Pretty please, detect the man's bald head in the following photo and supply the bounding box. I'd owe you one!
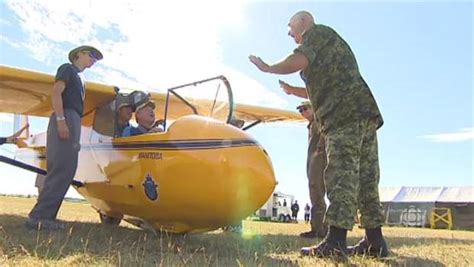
[289,11,314,25]
[288,11,315,44]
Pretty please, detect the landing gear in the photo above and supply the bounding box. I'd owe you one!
[99,213,122,225]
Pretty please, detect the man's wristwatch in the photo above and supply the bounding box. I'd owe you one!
[56,115,66,121]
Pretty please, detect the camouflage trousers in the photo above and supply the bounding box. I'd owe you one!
[323,119,384,230]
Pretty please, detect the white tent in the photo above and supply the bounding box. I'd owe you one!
[391,187,443,203]
[379,186,474,229]
[379,187,402,202]
[435,186,474,230]
[437,186,474,203]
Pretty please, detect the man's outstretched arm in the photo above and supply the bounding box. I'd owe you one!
[249,53,308,74]
[279,80,308,98]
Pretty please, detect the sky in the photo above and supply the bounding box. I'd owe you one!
[0,1,472,213]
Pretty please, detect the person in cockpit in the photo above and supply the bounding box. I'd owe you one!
[122,100,164,136]
[115,97,135,137]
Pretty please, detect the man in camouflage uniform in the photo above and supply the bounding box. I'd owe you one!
[249,10,388,258]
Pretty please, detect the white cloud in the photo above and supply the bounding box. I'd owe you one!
[4,0,288,108]
[0,35,21,49]
[421,128,474,143]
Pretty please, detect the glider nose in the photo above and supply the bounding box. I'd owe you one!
[224,143,277,222]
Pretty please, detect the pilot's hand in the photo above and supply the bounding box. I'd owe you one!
[152,119,165,128]
[249,55,269,72]
[278,80,293,95]
[6,123,30,143]
[57,120,70,140]
[148,127,164,133]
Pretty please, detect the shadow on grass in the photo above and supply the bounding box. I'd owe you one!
[381,255,445,267]
[2,214,469,266]
[0,214,298,266]
[253,234,452,266]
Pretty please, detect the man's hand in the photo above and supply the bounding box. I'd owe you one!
[6,123,30,143]
[57,120,70,139]
[249,55,270,72]
[149,127,164,133]
[279,80,293,95]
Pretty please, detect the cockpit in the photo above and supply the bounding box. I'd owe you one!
[93,90,151,138]
[92,75,241,140]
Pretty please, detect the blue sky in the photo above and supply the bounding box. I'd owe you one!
[0,1,472,208]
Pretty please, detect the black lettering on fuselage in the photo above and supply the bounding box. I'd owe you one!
[139,152,163,160]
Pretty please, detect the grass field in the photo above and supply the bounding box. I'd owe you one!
[1,196,473,266]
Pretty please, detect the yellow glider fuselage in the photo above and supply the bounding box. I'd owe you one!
[74,114,276,233]
[0,65,299,234]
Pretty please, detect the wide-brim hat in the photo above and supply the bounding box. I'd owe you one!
[296,100,311,110]
[116,94,136,111]
[68,45,103,63]
[118,102,136,112]
[136,100,156,112]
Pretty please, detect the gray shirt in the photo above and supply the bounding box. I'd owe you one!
[56,63,85,116]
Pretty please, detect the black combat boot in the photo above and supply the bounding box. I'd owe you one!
[301,226,348,259]
[299,228,326,238]
[348,227,389,258]
[299,230,319,238]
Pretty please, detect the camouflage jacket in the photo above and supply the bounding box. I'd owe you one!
[294,24,383,132]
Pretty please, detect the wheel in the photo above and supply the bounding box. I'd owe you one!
[99,213,122,225]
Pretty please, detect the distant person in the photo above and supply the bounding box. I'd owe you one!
[291,200,300,221]
[123,100,164,136]
[304,203,311,224]
[283,199,287,207]
[249,10,388,258]
[295,101,328,239]
[26,45,103,231]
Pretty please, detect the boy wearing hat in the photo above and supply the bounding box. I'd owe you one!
[115,95,136,137]
[297,101,328,239]
[26,45,103,230]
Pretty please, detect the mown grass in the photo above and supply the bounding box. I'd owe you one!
[1,195,473,266]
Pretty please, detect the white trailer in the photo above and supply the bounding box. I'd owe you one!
[255,191,295,222]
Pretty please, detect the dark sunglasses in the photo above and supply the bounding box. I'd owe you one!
[298,106,309,113]
[83,50,99,61]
